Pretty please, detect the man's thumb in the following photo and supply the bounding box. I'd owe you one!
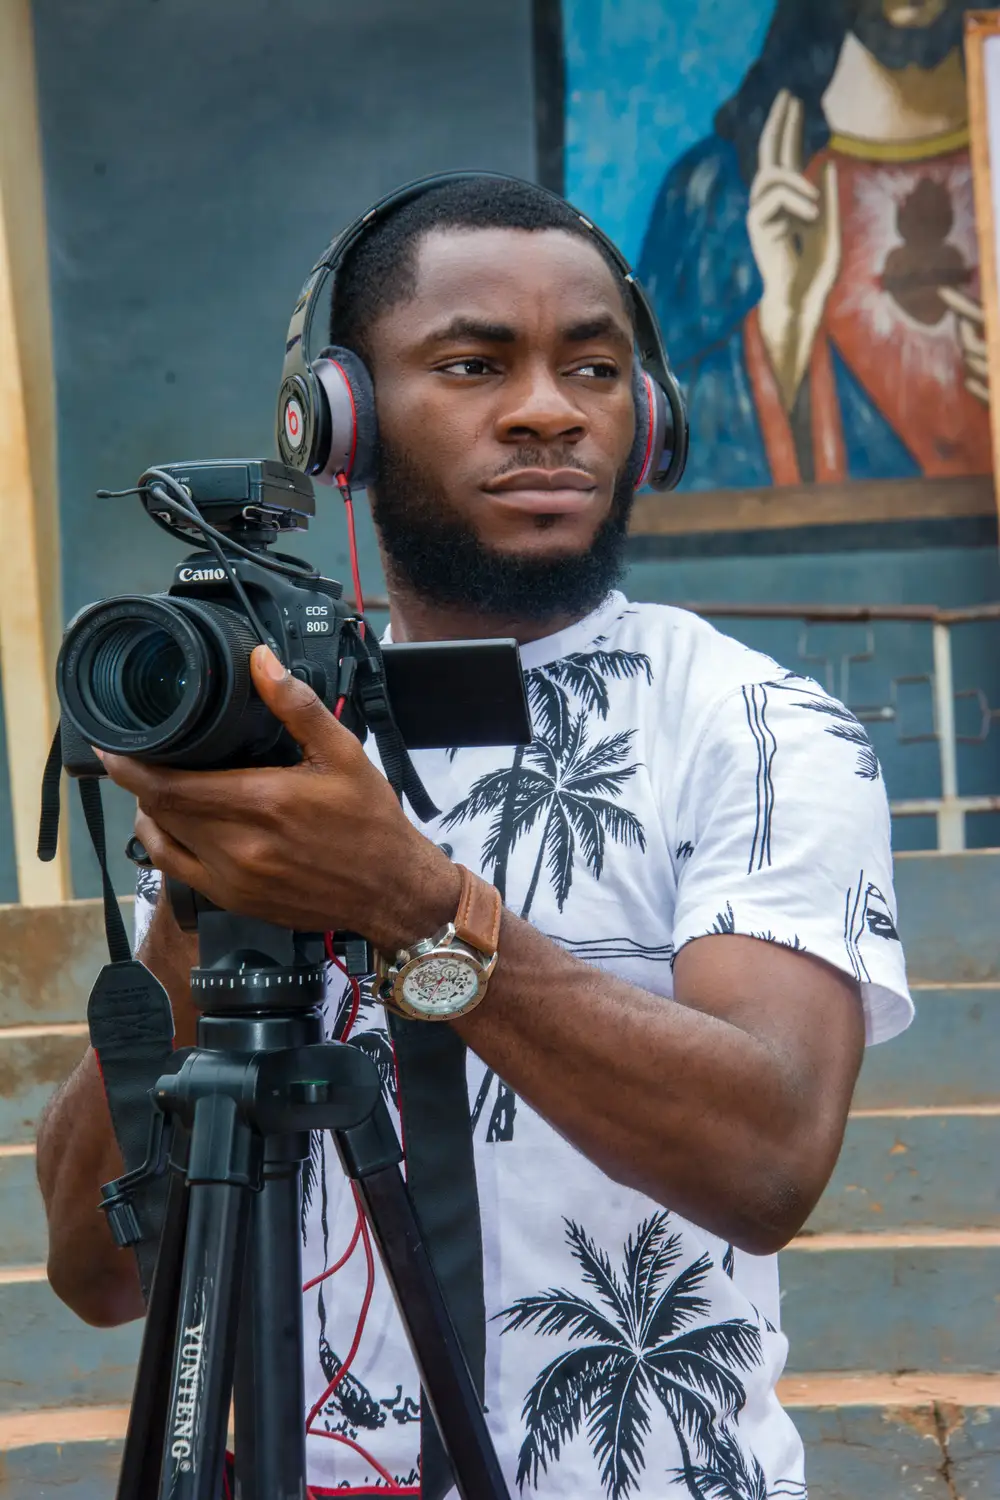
[250,644,336,755]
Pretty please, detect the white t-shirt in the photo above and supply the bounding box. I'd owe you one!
[134,592,912,1498]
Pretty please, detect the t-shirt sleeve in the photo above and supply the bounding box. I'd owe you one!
[671,676,913,1046]
[133,867,163,950]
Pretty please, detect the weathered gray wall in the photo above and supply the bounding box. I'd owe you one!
[5,0,536,901]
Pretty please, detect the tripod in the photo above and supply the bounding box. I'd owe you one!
[106,902,511,1500]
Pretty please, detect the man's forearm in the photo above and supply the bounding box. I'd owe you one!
[36,893,198,1325]
[455,912,862,1254]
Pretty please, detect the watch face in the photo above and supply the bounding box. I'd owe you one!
[399,952,481,1018]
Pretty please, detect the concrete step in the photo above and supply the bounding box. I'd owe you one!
[895,850,1000,983]
[0,1271,140,1411]
[0,1381,996,1500]
[0,1023,88,1145]
[0,1409,127,1500]
[780,1231,1000,1373]
[807,1109,1000,1232]
[855,985,1000,1109]
[780,1373,1000,1499]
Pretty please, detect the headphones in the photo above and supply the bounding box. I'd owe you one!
[276,170,689,493]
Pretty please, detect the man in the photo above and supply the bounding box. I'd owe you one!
[639,0,994,491]
[37,177,912,1497]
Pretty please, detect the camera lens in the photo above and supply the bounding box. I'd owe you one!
[57,593,278,767]
[86,622,189,731]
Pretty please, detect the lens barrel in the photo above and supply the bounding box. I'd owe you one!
[57,594,280,767]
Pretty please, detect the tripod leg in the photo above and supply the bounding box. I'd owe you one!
[233,1157,307,1500]
[335,1111,511,1500]
[115,1166,190,1499]
[158,1097,254,1500]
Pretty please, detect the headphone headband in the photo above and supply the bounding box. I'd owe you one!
[277,171,688,491]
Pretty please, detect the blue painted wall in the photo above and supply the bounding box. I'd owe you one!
[564,4,772,264]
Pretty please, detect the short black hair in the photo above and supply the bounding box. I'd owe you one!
[328,175,634,361]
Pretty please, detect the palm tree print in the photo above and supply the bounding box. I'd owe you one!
[496,1213,762,1500]
[527,644,653,756]
[671,1427,806,1500]
[770,676,881,781]
[445,712,646,1140]
[445,713,646,919]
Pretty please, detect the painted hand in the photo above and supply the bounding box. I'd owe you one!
[747,89,842,410]
[98,645,461,951]
[940,287,989,406]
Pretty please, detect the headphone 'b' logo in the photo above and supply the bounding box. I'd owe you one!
[283,397,304,450]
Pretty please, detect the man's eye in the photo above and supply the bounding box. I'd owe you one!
[573,362,619,380]
[441,358,495,376]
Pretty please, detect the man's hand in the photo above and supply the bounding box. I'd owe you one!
[98,645,461,952]
[748,89,841,410]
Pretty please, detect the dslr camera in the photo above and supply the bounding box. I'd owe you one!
[54,458,529,788]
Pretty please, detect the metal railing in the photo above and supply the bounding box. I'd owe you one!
[683,603,1000,853]
[359,596,1000,853]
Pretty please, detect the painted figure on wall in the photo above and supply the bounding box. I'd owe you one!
[639,0,997,492]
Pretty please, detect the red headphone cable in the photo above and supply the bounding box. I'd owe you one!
[335,472,366,632]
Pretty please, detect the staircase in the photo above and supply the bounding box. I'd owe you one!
[779,850,1000,1499]
[0,857,997,1497]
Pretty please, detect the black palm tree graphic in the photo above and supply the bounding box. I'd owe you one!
[527,647,653,757]
[491,646,653,894]
[445,714,645,1139]
[673,1427,807,1500]
[497,1214,762,1500]
[446,713,645,919]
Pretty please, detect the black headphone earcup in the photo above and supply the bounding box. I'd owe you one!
[627,358,688,493]
[309,345,379,489]
[626,360,653,490]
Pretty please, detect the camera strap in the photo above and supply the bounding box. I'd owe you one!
[38,726,175,1298]
[353,634,440,823]
[388,1014,485,1500]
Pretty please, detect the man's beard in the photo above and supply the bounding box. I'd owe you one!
[368,441,635,623]
[850,1,966,72]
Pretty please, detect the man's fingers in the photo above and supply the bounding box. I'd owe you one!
[965,375,990,404]
[134,810,206,889]
[757,89,789,173]
[749,167,819,208]
[249,645,350,766]
[101,752,240,818]
[778,93,804,174]
[752,183,821,229]
[940,286,985,324]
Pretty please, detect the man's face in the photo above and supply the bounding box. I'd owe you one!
[362,226,638,619]
[851,0,968,68]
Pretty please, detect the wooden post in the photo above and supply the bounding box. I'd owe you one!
[0,0,70,903]
[966,12,1000,517]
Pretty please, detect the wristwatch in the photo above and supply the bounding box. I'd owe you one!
[376,865,502,1021]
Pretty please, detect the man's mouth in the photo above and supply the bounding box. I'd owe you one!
[480,467,598,514]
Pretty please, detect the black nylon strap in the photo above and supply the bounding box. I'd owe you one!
[87,959,176,1298]
[388,1016,485,1500]
[36,725,64,864]
[77,777,133,964]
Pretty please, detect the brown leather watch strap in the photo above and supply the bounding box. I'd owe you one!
[453,864,502,955]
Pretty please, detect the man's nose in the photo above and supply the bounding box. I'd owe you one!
[497,364,586,444]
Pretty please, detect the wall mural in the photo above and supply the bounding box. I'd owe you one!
[561,0,998,498]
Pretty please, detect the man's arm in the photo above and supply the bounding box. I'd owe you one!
[97,652,868,1260]
[36,893,198,1326]
[456,916,864,1255]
